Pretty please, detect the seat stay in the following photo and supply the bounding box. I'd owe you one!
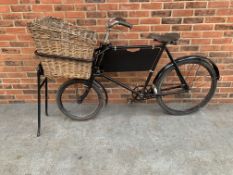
[165,47,189,89]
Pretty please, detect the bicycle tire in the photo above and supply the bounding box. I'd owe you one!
[156,58,217,115]
[56,79,105,120]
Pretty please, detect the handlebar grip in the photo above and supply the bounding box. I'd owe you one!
[119,21,133,29]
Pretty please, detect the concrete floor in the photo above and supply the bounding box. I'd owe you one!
[0,104,233,175]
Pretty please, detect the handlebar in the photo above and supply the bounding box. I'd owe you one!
[118,20,133,29]
[108,17,133,29]
[103,17,133,44]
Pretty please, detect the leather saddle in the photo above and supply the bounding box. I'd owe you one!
[147,33,180,44]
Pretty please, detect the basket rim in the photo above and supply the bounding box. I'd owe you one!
[29,25,96,44]
[27,16,97,44]
[35,50,95,62]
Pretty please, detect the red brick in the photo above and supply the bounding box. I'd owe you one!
[0,6,10,13]
[183,17,203,24]
[87,11,106,18]
[212,38,232,44]
[107,0,127,2]
[208,1,229,8]
[23,12,43,19]
[152,10,171,17]
[43,12,65,18]
[182,32,202,38]
[65,12,86,18]
[6,28,26,34]
[20,0,38,3]
[200,45,221,52]
[195,9,215,16]
[140,18,160,24]
[118,33,139,39]
[186,2,207,9]
[217,9,233,16]
[173,10,193,17]
[10,42,29,47]
[64,0,83,3]
[215,24,233,30]
[227,17,233,23]
[2,13,22,20]
[164,2,184,9]
[97,4,118,10]
[15,95,33,100]
[141,3,162,9]
[0,0,18,4]
[129,40,148,45]
[107,11,127,18]
[41,0,62,3]
[180,46,199,51]
[205,17,226,23]
[193,24,214,30]
[0,35,17,40]
[54,5,74,11]
[14,20,31,27]
[202,31,223,38]
[172,25,192,31]
[151,25,171,31]
[32,5,53,12]
[76,4,96,11]
[192,39,211,45]
[2,79,20,84]
[119,4,140,10]
[162,18,182,24]
[11,5,31,12]
[0,21,14,27]
[0,42,10,47]
[220,88,233,93]
[131,26,150,32]
[221,45,233,51]
[129,11,149,17]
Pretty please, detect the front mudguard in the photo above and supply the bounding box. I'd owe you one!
[153,55,220,85]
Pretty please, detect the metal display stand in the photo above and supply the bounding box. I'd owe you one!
[36,64,48,137]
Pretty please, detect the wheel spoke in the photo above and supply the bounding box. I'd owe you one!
[156,60,216,115]
[57,79,104,120]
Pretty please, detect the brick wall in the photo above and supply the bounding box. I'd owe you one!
[0,0,233,104]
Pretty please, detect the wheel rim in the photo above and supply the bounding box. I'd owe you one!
[60,81,101,119]
[158,62,215,113]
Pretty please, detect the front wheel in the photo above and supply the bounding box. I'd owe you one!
[56,79,105,120]
[156,58,217,115]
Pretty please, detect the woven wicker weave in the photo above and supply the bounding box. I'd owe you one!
[28,16,97,60]
[38,56,92,79]
[28,17,96,79]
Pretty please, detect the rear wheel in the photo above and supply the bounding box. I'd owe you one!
[56,79,104,120]
[156,58,217,115]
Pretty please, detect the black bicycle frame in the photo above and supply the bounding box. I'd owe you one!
[92,43,189,98]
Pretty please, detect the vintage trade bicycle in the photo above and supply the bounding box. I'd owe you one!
[52,17,220,121]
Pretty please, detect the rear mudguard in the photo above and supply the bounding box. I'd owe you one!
[94,79,108,106]
[153,55,220,85]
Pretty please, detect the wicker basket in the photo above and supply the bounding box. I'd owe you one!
[28,17,96,79]
[38,56,92,79]
[28,16,97,60]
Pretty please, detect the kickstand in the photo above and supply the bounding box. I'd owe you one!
[37,64,48,137]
